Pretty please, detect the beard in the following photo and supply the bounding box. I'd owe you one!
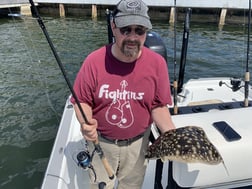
[120,39,141,57]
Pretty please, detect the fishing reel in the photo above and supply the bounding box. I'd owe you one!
[76,150,107,189]
[219,78,243,92]
[76,150,97,182]
[77,150,92,170]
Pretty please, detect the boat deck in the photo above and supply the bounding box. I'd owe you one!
[41,77,252,189]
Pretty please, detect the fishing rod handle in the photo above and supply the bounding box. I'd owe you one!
[94,139,115,180]
[244,72,250,107]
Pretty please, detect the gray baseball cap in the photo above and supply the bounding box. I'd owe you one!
[114,0,152,29]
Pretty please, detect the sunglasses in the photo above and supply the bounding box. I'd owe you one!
[118,26,147,36]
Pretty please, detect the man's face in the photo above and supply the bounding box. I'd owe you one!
[112,24,147,59]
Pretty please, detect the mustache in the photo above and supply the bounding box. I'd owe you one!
[123,40,141,46]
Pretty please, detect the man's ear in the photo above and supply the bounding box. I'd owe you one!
[110,21,116,36]
[111,20,116,29]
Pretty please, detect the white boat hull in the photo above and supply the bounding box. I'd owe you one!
[41,77,252,189]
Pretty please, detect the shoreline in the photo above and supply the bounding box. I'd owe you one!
[36,3,249,24]
[1,4,249,25]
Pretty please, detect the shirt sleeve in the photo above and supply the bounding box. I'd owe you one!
[70,55,96,107]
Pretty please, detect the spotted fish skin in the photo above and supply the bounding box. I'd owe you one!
[146,126,223,165]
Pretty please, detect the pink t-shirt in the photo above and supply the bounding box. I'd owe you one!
[71,44,172,139]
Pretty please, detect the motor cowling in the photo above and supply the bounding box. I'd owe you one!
[144,31,168,63]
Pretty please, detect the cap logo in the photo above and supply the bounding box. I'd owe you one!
[126,1,141,12]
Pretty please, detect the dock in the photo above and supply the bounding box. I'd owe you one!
[0,0,33,16]
[1,0,252,25]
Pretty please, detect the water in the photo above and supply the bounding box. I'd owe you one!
[0,15,251,189]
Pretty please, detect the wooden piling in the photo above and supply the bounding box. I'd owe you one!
[20,4,32,16]
[169,7,175,24]
[59,3,65,17]
[92,4,97,19]
[219,8,227,26]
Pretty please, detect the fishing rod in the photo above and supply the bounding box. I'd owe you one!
[173,0,178,115]
[244,0,251,107]
[28,0,114,181]
[167,2,181,188]
[178,8,192,94]
[105,9,114,44]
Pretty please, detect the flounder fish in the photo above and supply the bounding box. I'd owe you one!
[146,126,223,165]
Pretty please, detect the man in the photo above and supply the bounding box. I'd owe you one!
[71,0,176,188]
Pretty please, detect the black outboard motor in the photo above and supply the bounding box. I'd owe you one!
[144,31,168,63]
